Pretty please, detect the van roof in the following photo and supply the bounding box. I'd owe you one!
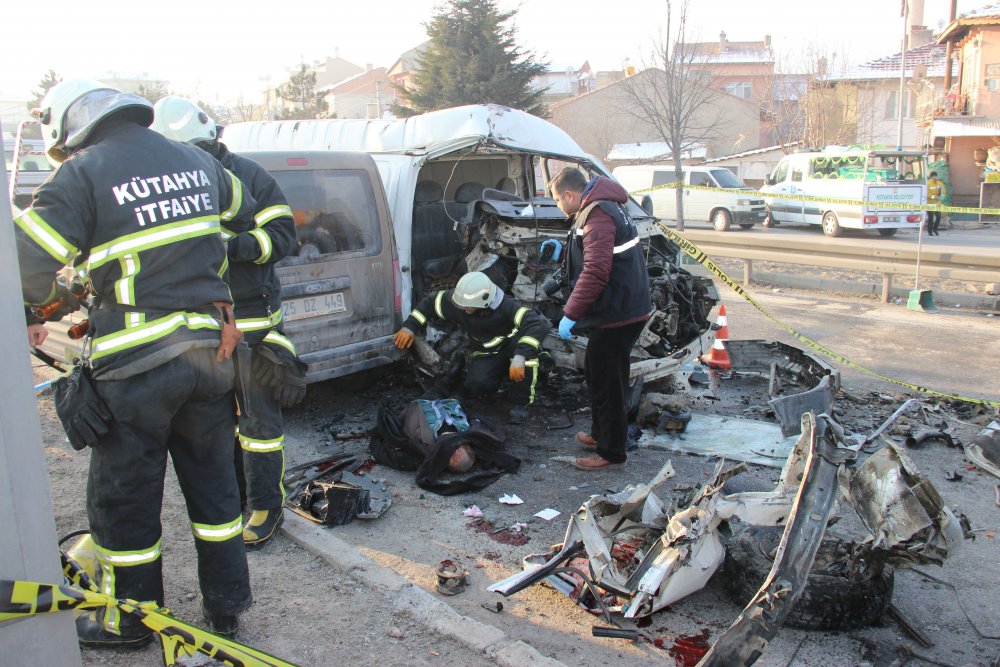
[223,104,590,163]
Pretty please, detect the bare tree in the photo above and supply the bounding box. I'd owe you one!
[616,0,724,230]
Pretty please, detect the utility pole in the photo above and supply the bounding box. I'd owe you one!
[897,0,909,150]
[0,138,82,665]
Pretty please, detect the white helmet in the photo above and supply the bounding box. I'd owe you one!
[452,272,499,309]
[34,78,153,164]
[150,96,217,144]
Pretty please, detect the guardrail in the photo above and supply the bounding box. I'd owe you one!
[675,229,1000,302]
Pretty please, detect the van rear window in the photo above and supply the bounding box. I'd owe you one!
[271,169,382,264]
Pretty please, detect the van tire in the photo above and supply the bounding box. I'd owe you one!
[712,209,732,231]
[822,212,842,237]
[724,526,894,631]
[877,228,898,237]
[738,223,755,230]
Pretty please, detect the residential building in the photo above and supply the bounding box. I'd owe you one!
[269,54,364,118]
[320,66,395,120]
[921,3,1000,202]
[547,68,762,164]
[386,43,428,109]
[683,32,775,104]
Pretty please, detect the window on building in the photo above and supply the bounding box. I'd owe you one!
[885,90,918,119]
[724,82,753,100]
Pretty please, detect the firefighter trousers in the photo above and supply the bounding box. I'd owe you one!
[89,347,252,633]
[464,339,540,407]
[235,343,286,511]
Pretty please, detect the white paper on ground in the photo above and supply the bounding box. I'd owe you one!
[534,508,561,521]
[499,494,524,505]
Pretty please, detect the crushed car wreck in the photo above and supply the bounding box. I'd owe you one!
[488,412,966,666]
[222,104,720,384]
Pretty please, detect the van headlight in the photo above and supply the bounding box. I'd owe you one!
[737,198,750,206]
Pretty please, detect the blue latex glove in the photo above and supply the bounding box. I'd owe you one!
[558,316,576,340]
[540,239,562,262]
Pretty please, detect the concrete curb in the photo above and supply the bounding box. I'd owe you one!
[279,512,567,667]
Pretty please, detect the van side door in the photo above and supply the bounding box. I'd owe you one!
[649,169,680,220]
[687,170,714,220]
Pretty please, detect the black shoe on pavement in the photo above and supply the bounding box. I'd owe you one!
[201,602,240,638]
[76,612,153,650]
[243,507,284,546]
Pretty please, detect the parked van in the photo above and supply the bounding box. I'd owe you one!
[761,148,926,237]
[196,106,722,383]
[7,120,52,210]
[612,165,766,231]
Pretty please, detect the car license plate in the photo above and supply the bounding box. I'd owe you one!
[884,216,899,223]
[281,292,346,321]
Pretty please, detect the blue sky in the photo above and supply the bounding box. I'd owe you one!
[1,0,969,104]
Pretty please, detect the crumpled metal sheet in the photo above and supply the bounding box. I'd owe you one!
[965,420,1000,480]
[845,442,962,566]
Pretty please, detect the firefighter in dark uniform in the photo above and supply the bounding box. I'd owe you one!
[152,97,302,547]
[393,272,549,422]
[14,79,256,647]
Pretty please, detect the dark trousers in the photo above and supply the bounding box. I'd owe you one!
[927,211,941,234]
[464,339,539,407]
[90,347,252,631]
[236,344,286,511]
[585,320,645,464]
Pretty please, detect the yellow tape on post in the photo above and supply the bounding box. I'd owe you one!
[656,222,1000,409]
[0,552,299,667]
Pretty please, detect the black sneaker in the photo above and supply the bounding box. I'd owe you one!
[76,612,153,650]
[243,507,284,546]
[201,602,240,638]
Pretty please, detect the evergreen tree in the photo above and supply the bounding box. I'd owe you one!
[278,64,329,120]
[399,0,548,116]
[29,70,62,109]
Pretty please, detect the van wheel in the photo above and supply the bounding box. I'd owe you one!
[822,212,842,237]
[712,209,732,231]
[877,228,897,237]
[762,207,776,228]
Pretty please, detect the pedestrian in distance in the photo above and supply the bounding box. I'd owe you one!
[393,271,550,424]
[152,97,304,548]
[547,167,651,471]
[14,79,256,647]
[927,171,947,236]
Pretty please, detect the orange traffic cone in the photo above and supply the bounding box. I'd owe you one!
[700,305,732,370]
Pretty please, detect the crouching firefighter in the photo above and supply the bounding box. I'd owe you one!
[393,272,550,423]
[152,96,304,547]
[14,79,256,646]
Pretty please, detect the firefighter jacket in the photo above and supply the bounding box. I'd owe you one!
[14,120,256,379]
[204,141,297,346]
[563,177,651,331]
[403,289,549,359]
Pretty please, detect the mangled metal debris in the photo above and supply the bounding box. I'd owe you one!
[490,412,967,666]
[284,458,392,525]
[965,420,1000,479]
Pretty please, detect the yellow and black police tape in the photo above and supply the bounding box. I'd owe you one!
[0,551,297,667]
[631,181,1000,218]
[654,221,1000,409]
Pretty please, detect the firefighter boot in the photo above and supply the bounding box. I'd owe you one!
[243,507,283,546]
[76,611,153,650]
[201,601,239,638]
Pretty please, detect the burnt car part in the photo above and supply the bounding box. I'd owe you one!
[491,412,966,667]
[409,189,720,383]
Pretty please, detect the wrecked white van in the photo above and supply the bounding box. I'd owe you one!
[223,105,719,383]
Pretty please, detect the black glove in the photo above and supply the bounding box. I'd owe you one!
[53,365,112,450]
[252,343,308,408]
